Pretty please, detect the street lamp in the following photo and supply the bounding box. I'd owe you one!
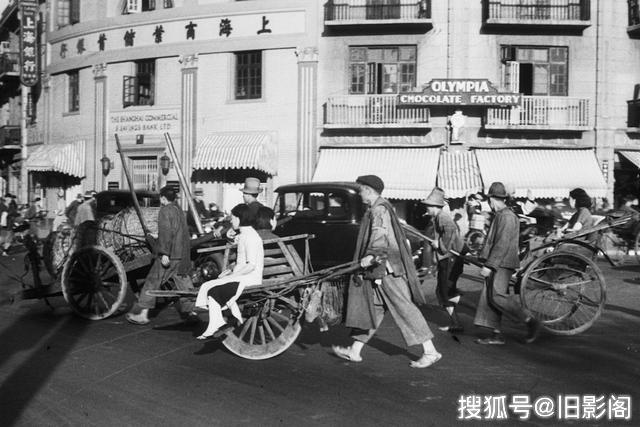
[160,153,171,175]
[100,155,112,176]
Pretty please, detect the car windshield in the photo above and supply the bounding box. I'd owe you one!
[275,191,353,220]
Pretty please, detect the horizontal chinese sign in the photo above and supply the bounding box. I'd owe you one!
[110,108,180,135]
[19,0,38,87]
[398,79,521,106]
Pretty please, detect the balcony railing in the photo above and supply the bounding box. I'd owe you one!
[484,0,590,25]
[325,95,430,128]
[0,52,19,77]
[0,125,20,148]
[324,1,431,23]
[485,96,590,130]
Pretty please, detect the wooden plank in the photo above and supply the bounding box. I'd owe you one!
[262,264,294,277]
[277,240,303,277]
[196,233,314,254]
[122,253,154,273]
[263,257,289,267]
[264,247,284,257]
[284,242,305,275]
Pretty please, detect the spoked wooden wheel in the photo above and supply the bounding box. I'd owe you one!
[520,251,605,335]
[61,245,127,320]
[597,231,629,266]
[223,289,302,360]
[635,232,640,264]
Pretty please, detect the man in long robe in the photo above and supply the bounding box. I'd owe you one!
[332,175,442,368]
[126,186,195,325]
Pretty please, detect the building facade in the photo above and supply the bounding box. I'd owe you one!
[2,0,640,221]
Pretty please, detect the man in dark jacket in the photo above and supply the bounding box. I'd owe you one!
[474,182,540,345]
[423,187,465,333]
[332,175,442,368]
[126,186,195,325]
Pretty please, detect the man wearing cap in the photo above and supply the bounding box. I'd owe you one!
[474,182,540,345]
[127,186,196,325]
[332,175,442,368]
[240,177,264,223]
[423,187,465,333]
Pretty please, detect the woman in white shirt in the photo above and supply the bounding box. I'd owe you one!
[195,203,264,339]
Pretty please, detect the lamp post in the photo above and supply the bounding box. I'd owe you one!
[160,153,171,175]
[100,155,112,176]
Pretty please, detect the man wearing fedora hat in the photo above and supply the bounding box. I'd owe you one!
[474,182,540,345]
[240,177,264,224]
[332,174,442,368]
[422,187,465,333]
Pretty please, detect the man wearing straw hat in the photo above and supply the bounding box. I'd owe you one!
[332,175,442,368]
[422,187,465,333]
[474,182,540,345]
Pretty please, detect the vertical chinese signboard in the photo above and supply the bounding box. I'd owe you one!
[19,0,38,87]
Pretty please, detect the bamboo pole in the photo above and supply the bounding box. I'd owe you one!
[163,132,204,235]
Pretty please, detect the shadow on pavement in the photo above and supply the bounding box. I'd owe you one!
[604,303,640,318]
[0,308,88,426]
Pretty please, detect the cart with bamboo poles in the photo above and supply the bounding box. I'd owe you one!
[456,214,631,336]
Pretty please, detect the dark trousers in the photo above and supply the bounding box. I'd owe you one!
[474,267,528,330]
[436,256,463,307]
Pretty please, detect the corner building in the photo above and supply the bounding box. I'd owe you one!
[314,0,640,215]
[38,0,319,210]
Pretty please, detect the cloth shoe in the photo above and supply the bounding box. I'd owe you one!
[126,311,150,325]
[332,345,362,362]
[410,352,442,368]
[475,333,505,345]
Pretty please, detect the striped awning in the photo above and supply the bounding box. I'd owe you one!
[24,140,85,178]
[193,132,276,174]
[312,147,440,200]
[618,151,640,169]
[474,148,608,198]
[437,150,483,198]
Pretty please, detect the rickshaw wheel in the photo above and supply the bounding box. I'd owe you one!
[597,231,628,266]
[223,289,302,360]
[61,245,127,320]
[520,251,605,335]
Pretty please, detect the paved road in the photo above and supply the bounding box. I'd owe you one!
[0,250,638,426]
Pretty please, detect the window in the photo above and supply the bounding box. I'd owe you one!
[349,46,416,94]
[123,59,155,107]
[57,0,80,28]
[501,45,568,96]
[68,70,79,112]
[123,0,172,14]
[130,156,159,191]
[235,51,262,100]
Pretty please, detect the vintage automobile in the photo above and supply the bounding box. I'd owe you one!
[273,182,428,271]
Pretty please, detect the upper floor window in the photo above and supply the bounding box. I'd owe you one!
[349,46,416,95]
[124,0,173,14]
[123,59,155,107]
[68,70,79,112]
[501,46,568,96]
[57,0,80,28]
[235,51,262,100]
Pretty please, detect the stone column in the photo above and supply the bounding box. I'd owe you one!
[295,47,318,183]
[179,54,198,210]
[93,63,108,191]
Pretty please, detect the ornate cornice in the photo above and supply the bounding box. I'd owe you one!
[179,54,199,69]
[93,63,108,78]
[295,46,318,63]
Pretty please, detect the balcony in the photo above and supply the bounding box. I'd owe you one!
[628,0,640,37]
[483,0,591,31]
[325,95,431,129]
[0,125,20,149]
[0,52,19,80]
[324,1,432,32]
[485,96,590,130]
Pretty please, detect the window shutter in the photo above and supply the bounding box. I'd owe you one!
[164,0,174,8]
[123,76,138,107]
[149,0,156,11]
[501,45,516,62]
[501,61,520,93]
[149,73,155,106]
[70,0,80,24]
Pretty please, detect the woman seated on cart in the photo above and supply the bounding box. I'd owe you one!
[195,203,264,339]
[557,188,597,258]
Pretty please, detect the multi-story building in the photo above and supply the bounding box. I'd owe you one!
[315,0,639,218]
[4,0,640,222]
[24,0,319,212]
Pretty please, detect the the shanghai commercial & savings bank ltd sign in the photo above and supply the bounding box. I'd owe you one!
[398,79,521,107]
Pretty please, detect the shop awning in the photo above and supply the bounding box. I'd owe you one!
[193,132,276,175]
[24,140,85,178]
[312,147,440,200]
[474,148,607,198]
[437,150,483,198]
[618,151,640,169]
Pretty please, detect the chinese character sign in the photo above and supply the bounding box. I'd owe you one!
[19,0,39,87]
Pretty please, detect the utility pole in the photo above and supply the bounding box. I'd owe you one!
[19,84,29,203]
